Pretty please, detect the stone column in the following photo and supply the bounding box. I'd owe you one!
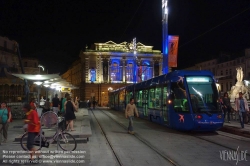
[159,58,163,75]
[108,59,111,83]
[101,57,103,83]
[97,56,100,83]
[122,58,126,83]
[152,60,155,78]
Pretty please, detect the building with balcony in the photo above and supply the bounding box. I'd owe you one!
[0,36,42,102]
[61,40,163,106]
[184,48,250,94]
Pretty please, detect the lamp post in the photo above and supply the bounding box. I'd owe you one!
[34,81,43,116]
[162,0,169,74]
[132,37,137,83]
[108,87,113,108]
[38,64,44,74]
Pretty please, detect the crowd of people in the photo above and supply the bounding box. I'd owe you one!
[219,92,249,128]
[0,93,80,142]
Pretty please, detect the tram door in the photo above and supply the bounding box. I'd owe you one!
[142,90,148,116]
[162,87,169,124]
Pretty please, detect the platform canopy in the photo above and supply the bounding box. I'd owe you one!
[11,73,78,89]
[11,73,61,81]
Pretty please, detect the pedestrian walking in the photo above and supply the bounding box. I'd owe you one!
[23,103,41,162]
[222,92,232,123]
[52,94,60,114]
[60,93,69,116]
[64,96,78,131]
[219,96,224,111]
[29,98,37,111]
[43,98,50,113]
[75,97,79,111]
[0,101,12,143]
[235,92,249,128]
[87,100,92,110]
[125,98,139,134]
[92,100,96,110]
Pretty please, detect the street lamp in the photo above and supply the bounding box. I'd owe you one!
[108,87,113,91]
[38,64,44,74]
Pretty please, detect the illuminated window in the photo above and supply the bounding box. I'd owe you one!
[90,68,96,82]
[110,61,121,82]
[141,62,152,81]
[126,63,134,82]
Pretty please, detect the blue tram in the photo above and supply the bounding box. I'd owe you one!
[109,70,224,131]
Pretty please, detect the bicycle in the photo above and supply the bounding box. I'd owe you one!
[20,113,77,151]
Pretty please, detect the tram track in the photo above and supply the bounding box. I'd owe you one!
[191,131,250,157]
[98,109,250,159]
[90,110,123,166]
[93,109,179,166]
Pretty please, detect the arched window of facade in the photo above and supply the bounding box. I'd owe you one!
[90,68,96,82]
[110,61,121,82]
[141,61,152,81]
[126,62,134,82]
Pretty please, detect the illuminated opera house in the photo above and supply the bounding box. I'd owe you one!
[62,40,163,106]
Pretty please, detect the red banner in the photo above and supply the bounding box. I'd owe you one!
[168,36,179,67]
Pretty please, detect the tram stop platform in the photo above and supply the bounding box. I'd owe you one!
[221,121,250,137]
[0,108,92,165]
[11,108,92,142]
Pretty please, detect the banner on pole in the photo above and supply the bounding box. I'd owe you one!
[168,36,179,67]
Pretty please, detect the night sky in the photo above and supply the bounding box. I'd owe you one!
[0,0,250,74]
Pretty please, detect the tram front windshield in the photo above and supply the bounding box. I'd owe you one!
[186,76,219,113]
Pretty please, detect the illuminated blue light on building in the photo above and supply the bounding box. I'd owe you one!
[110,60,122,82]
[90,69,96,82]
[126,62,134,82]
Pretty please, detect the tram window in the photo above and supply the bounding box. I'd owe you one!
[171,82,189,112]
[155,88,162,108]
[148,88,155,108]
[136,91,143,107]
[126,91,132,102]
[129,92,133,99]
[163,87,168,106]
[119,90,125,107]
[186,76,219,113]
